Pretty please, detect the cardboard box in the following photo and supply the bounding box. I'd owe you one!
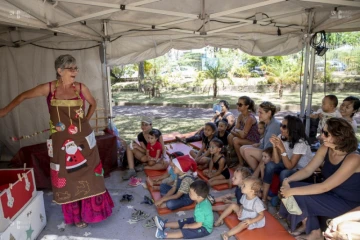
[0,191,46,239]
[0,168,37,232]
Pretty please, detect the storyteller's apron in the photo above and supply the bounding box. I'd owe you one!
[47,81,106,204]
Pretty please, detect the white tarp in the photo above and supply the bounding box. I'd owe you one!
[1,0,360,154]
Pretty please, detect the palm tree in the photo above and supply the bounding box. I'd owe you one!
[204,59,231,98]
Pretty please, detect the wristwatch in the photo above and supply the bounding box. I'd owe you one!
[281,152,287,157]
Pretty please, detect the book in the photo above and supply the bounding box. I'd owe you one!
[281,196,302,215]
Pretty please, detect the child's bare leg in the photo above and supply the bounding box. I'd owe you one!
[226,222,247,238]
[208,175,226,186]
[140,155,148,163]
[152,185,160,191]
[164,221,180,229]
[144,161,167,170]
[189,150,197,159]
[147,176,154,187]
[165,231,183,239]
[215,203,240,226]
[212,204,231,211]
[210,178,231,187]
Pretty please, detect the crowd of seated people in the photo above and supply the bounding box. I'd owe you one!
[121,94,359,240]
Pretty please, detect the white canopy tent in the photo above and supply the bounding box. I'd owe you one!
[1,0,360,155]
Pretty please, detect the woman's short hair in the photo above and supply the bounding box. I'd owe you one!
[259,101,277,117]
[343,96,360,118]
[219,100,230,110]
[239,96,256,113]
[326,118,358,153]
[284,115,309,149]
[55,54,76,79]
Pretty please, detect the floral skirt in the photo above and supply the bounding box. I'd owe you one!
[62,190,114,224]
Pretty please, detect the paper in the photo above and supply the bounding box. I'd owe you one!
[281,196,302,215]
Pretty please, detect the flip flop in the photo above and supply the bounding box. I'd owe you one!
[220,233,228,240]
[214,219,224,227]
[143,217,156,228]
[75,222,88,228]
[141,195,154,205]
[120,194,133,202]
[131,209,150,221]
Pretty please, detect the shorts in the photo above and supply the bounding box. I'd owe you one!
[178,217,210,239]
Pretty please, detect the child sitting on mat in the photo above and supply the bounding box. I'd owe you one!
[189,122,217,170]
[252,121,265,148]
[212,167,252,212]
[252,147,273,181]
[154,156,197,210]
[154,180,213,239]
[147,158,177,191]
[203,138,230,187]
[141,129,163,166]
[216,119,230,146]
[215,177,266,240]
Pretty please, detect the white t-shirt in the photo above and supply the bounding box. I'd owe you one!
[279,134,313,169]
[316,109,342,133]
[351,119,358,133]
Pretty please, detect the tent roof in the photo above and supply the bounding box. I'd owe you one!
[1,0,360,65]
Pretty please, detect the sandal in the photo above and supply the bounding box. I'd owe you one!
[75,222,88,228]
[143,217,156,228]
[131,209,150,221]
[207,194,216,205]
[120,194,133,202]
[220,233,229,240]
[141,195,154,205]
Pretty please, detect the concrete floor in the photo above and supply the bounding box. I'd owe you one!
[37,170,236,240]
[37,169,284,240]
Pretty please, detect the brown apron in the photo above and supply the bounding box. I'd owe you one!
[47,82,106,204]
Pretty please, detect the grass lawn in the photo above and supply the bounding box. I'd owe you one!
[113,89,359,110]
[114,115,207,143]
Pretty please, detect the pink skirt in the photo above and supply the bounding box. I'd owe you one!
[62,190,114,224]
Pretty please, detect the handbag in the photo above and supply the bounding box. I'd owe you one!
[281,196,302,215]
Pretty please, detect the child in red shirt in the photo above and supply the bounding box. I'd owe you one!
[141,129,162,166]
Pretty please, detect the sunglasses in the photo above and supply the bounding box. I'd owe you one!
[236,103,243,107]
[322,128,329,138]
[64,67,79,72]
[280,123,287,129]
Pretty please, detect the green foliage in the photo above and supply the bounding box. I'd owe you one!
[251,72,260,78]
[204,59,230,98]
[266,76,276,84]
[194,71,206,86]
[233,66,250,78]
[178,52,202,69]
[327,32,360,48]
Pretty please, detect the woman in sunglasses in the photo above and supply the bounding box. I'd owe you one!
[279,118,360,240]
[261,115,312,206]
[122,116,167,180]
[0,54,113,228]
[227,96,260,166]
[240,101,281,170]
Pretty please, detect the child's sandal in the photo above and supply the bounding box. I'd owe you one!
[214,219,224,227]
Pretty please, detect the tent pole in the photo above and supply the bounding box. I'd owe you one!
[102,20,113,120]
[300,10,313,125]
[305,47,316,135]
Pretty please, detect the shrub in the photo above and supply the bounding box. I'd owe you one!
[251,72,260,78]
[123,83,138,89]
[234,66,250,77]
[266,76,276,84]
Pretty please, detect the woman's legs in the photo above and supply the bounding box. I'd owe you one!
[262,162,285,202]
[240,146,262,171]
[123,147,146,180]
[233,138,254,165]
[227,133,235,148]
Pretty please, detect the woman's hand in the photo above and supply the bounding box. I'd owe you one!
[280,184,293,198]
[270,135,285,152]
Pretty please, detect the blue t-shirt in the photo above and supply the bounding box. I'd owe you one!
[260,117,281,150]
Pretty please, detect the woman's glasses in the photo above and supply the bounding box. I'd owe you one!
[322,128,329,138]
[64,67,79,72]
[280,123,287,129]
[236,103,243,107]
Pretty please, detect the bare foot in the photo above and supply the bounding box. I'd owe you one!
[214,219,224,227]
[146,177,153,187]
[289,223,306,236]
[294,229,322,240]
[228,179,233,188]
[220,233,229,240]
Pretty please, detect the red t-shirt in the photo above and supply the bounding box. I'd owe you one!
[147,141,162,158]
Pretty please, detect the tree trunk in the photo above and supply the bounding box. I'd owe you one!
[138,62,145,92]
[213,78,217,98]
